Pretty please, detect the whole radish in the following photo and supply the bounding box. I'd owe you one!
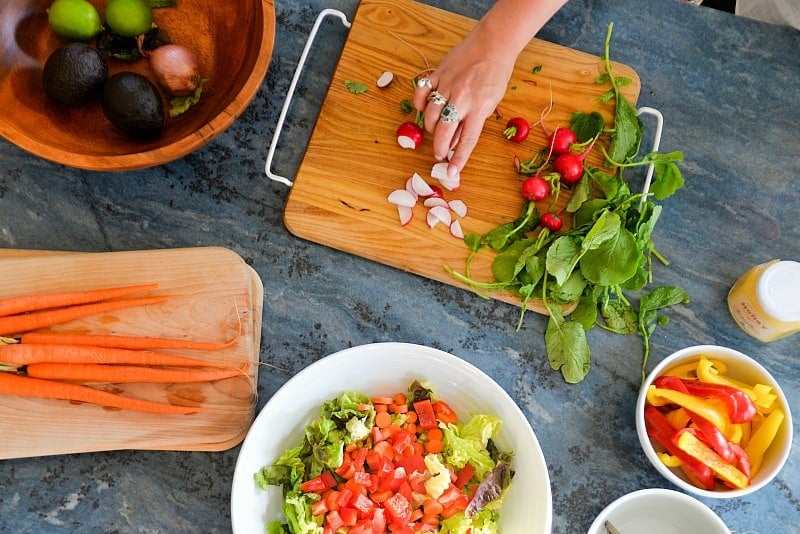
[541,212,563,231]
[521,175,550,201]
[548,127,577,156]
[553,153,584,185]
[503,117,530,143]
[396,121,424,149]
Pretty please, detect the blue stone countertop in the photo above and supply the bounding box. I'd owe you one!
[1,0,798,532]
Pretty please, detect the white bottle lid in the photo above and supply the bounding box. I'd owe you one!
[757,260,800,322]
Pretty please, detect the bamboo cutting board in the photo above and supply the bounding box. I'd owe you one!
[0,247,263,459]
[284,0,641,313]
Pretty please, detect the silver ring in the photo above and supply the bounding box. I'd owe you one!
[441,103,460,123]
[427,90,447,106]
[417,77,432,89]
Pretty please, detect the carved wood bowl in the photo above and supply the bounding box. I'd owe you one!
[0,0,275,171]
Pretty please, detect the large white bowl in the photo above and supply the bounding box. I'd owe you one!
[587,488,729,534]
[231,342,552,533]
[636,345,793,499]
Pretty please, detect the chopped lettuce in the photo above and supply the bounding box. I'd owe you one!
[281,490,324,534]
[441,414,502,478]
[441,508,501,534]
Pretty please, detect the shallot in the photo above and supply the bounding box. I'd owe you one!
[149,44,201,96]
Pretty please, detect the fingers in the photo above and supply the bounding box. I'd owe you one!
[442,118,482,178]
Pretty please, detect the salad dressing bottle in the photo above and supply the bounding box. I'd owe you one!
[727,260,800,342]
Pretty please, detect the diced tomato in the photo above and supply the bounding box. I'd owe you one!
[397,480,413,504]
[353,447,368,470]
[384,492,412,523]
[413,399,438,430]
[336,488,354,508]
[438,485,468,508]
[432,400,457,424]
[392,430,414,455]
[369,489,393,503]
[373,426,391,443]
[325,489,340,512]
[349,522,373,534]
[378,467,407,492]
[351,492,375,516]
[353,470,372,487]
[396,453,426,475]
[311,498,328,516]
[454,463,475,489]
[326,510,345,530]
[372,508,387,532]
[340,506,358,527]
[372,440,395,462]
[299,470,337,493]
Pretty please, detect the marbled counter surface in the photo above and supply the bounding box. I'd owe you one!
[1,0,798,532]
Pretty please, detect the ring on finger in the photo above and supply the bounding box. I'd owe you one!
[417,77,433,89]
[441,103,460,123]
[427,91,447,106]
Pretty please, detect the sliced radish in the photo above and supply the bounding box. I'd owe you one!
[376,71,394,88]
[405,176,419,200]
[397,205,413,226]
[438,177,460,191]
[450,219,464,238]
[426,209,440,229]
[410,173,435,197]
[428,184,444,199]
[423,196,449,209]
[387,189,417,207]
[448,199,468,218]
[431,162,449,181]
[396,122,424,149]
[427,205,452,227]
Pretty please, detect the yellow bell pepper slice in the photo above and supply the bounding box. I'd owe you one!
[665,357,727,379]
[665,407,691,430]
[657,452,683,468]
[676,430,750,489]
[646,385,731,437]
[745,408,785,476]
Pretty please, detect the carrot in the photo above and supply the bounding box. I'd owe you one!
[24,362,246,384]
[425,438,443,454]
[0,344,216,367]
[0,372,201,414]
[19,331,240,351]
[0,283,158,318]
[0,296,169,336]
[375,410,393,429]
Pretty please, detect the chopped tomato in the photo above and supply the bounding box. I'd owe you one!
[432,400,458,425]
[299,470,337,493]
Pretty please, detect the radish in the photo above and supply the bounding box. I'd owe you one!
[397,205,413,226]
[426,205,452,228]
[431,162,460,190]
[387,189,416,207]
[409,173,435,197]
[548,127,578,156]
[541,212,563,231]
[427,184,444,199]
[423,197,449,209]
[376,71,394,88]
[552,153,583,185]
[521,175,550,201]
[396,122,424,149]
[503,117,530,143]
[405,176,419,200]
[448,199,468,218]
[450,219,464,238]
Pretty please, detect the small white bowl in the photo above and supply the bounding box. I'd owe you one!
[636,345,793,498]
[587,488,729,534]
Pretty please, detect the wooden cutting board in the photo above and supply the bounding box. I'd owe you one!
[284,0,640,313]
[0,247,263,459]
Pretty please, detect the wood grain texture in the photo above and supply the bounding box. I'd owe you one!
[0,0,275,171]
[284,0,641,315]
[0,247,263,459]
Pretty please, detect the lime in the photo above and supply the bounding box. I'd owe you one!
[47,0,103,41]
[104,0,153,38]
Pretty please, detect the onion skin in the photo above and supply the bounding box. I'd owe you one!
[149,44,201,96]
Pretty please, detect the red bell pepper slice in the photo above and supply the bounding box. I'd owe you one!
[413,399,438,430]
[433,400,458,425]
[655,376,757,424]
[299,470,337,493]
[384,492,411,524]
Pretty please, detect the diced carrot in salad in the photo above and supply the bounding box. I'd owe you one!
[255,380,514,534]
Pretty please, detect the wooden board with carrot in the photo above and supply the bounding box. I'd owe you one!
[0,246,263,459]
[284,0,641,314]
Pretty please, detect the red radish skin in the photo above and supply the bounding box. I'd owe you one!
[548,127,578,156]
[541,212,563,231]
[503,117,530,143]
[521,176,550,201]
[409,173,435,197]
[553,153,584,185]
[396,122,424,149]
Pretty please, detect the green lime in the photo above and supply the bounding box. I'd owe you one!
[104,0,153,38]
[47,0,103,41]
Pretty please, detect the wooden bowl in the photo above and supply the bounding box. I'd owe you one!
[0,0,275,171]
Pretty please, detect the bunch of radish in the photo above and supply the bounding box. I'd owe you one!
[387,171,467,238]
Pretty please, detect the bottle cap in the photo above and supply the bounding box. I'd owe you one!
[757,260,800,322]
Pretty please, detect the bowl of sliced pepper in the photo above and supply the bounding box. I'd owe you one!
[636,344,792,498]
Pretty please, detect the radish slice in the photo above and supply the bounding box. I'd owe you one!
[428,205,452,227]
[376,71,394,88]
[397,205,413,226]
[410,173,435,197]
[438,177,460,191]
[426,209,440,229]
[387,189,417,207]
[423,197,449,209]
[450,219,464,238]
[405,177,419,200]
[448,199,468,218]
[430,162,449,181]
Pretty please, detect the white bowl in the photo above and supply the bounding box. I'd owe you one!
[636,345,793,499]
[230,342,552,533]
[587,488,729,534]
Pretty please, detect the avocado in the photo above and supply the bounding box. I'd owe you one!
[42,43,108,105]
[101,72,165,139]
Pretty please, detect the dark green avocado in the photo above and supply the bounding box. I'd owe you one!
[42,42,108,106]
[101,72,164,139]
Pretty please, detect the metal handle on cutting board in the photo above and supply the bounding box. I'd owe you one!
[265,9,352,187]
[264,9,664,201]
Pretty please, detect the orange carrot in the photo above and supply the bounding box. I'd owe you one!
[0,372,201,414]
[19,331,240,351]
[0,296,169,336]
[24,363,246,383]
[0,344,216,367]
[375,410,393,429]
[424,438,443,454]
[0,284,158,318]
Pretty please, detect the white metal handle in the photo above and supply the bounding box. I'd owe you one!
[265,9,352,187]
[636,106,664,210]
